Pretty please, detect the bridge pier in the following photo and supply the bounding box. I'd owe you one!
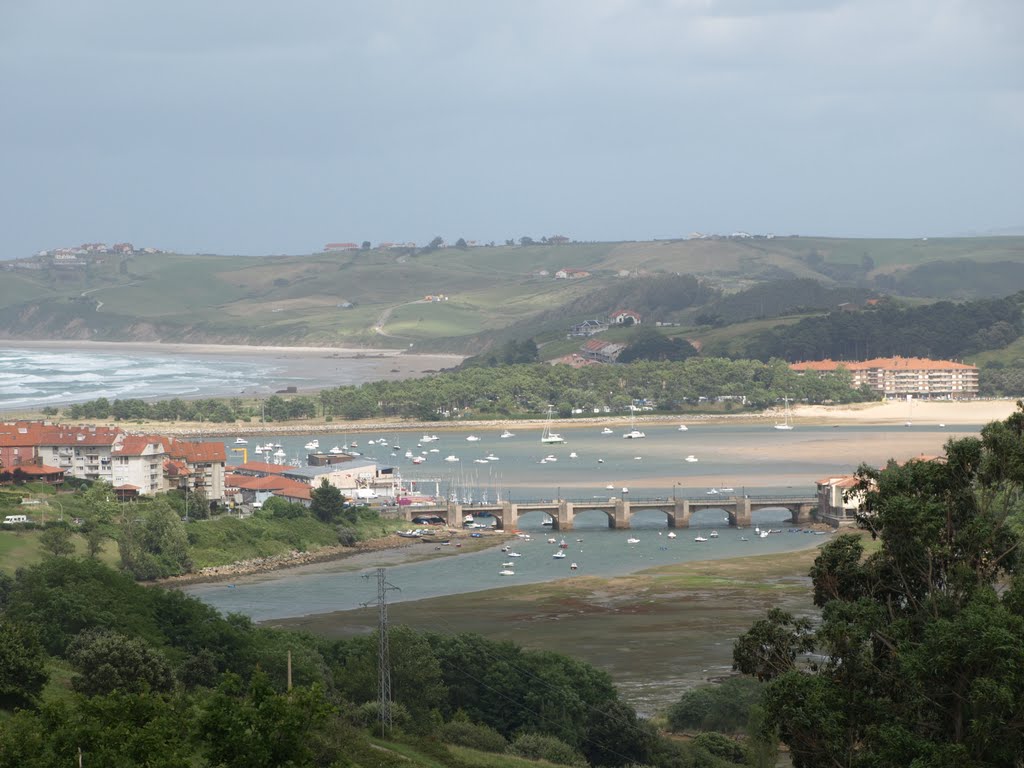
[554,501,574,531]
[668,500,691,528]
[730,496,752,528]
[498,501,517,531]
[792,503,816,525]
[612,499,631,529]
[446,503,463,527]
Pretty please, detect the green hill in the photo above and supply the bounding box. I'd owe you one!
[1,235,1022,353]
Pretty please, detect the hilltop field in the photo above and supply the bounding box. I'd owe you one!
[2,235,1023,356]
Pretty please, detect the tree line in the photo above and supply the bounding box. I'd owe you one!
[742,294,1024,362]
[55,357,871,424]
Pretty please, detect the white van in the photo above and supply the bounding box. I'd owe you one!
[3,515,30,525]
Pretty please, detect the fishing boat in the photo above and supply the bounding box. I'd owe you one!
[601,427,614,435]
[559,539,568,549]
[304,439,320,450]
[233,437,248,445]
[541,406,565,444]
[499,569,515,576]
[500,429,515,438]
[774,396,795,430]
[552,550,566,559]
[694,535,708,542]
[466,435,481,442]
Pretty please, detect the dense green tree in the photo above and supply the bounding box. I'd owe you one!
[309,478,346,524]
[733,408,1024,767]
[38,526,74,558]
[618,327,699,363]
[118,498,192,579]
[68,629,175,696]
[0,619,48,710]
[196,672,332,768]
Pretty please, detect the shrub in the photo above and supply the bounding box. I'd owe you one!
[691,732,746,764]
[667,677,764,733]
[353,700,411,733]
[439,720,507,753]
[507,733,587,767]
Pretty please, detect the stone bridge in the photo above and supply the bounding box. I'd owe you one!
[401,494,818,530]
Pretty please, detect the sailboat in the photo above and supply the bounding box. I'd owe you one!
[540,405,565,444]
[774,396,795,430]
[622,410,646,439]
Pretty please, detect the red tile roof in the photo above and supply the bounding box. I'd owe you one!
[167,439,226,463]
[16,464,65,476]
[791,356,977,372]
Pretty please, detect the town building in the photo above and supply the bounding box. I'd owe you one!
[609,309,642,326]
[789,356,979,399]
[0,421,226,499]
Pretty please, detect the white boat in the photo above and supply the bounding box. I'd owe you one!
[569,452,578,458]
[500,429,514,438]
[272,448,286,459]
[485,453,499,461]
[552,550,566,559]
[547,537,557,544]
[234,437,248,445]
[666,531,677,539]
[719,487,734,493]
[329,446,344,454]
[502,561,514,567]
[466,435,481,442]
[677,424,688,431]
[559,538,568,549]
[605,484,615,490]
[473,458,489,464]
[541,406,565,444]
[601,427,614,435]
[627,537,640,544]
[774,396,795,430]
[709,530,719,538]
[685,455,698,463]
[694,536,708,542]
[304,439,320,450]
[570,562,578,570]
[545,455,557,462]
[759,530,769,538]
[507,551,522,557]
[420,434,439,442]
[429,448,440,453]
[404,450,414,458]
[444,455,460,462]
[499,569,515,576]
[622,413,645,439]
[541,516,553,526]
[621,487,629,494]
[411,456,425,464]
[254,445,265,453]
[633,456,642,461]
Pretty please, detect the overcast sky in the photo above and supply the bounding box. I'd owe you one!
[1,1,1021,257]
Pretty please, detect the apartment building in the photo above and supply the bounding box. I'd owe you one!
[790,356,979,399]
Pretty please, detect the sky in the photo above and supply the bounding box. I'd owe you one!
[1,0,1021,258]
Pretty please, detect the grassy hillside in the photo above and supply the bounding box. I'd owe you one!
[1,235,1021,352]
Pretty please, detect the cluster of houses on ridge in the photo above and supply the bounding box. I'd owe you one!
[0,421,397,512]
[3,242,160,272]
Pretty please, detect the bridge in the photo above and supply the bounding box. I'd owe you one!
[399,494,819,531]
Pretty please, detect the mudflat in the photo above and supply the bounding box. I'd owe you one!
[270,544,830,714]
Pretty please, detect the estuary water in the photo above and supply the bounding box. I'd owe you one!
[190,420,975,621]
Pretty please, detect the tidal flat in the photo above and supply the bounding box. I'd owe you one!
[271,544,832,715]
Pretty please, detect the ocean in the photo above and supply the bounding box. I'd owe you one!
[0,346,270,411]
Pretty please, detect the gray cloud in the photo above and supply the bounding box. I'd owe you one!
[0,0,1020,256]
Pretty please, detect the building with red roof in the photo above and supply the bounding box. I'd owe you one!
[790,356,979,399]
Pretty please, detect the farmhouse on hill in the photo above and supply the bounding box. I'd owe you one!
[610,309,642,326]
